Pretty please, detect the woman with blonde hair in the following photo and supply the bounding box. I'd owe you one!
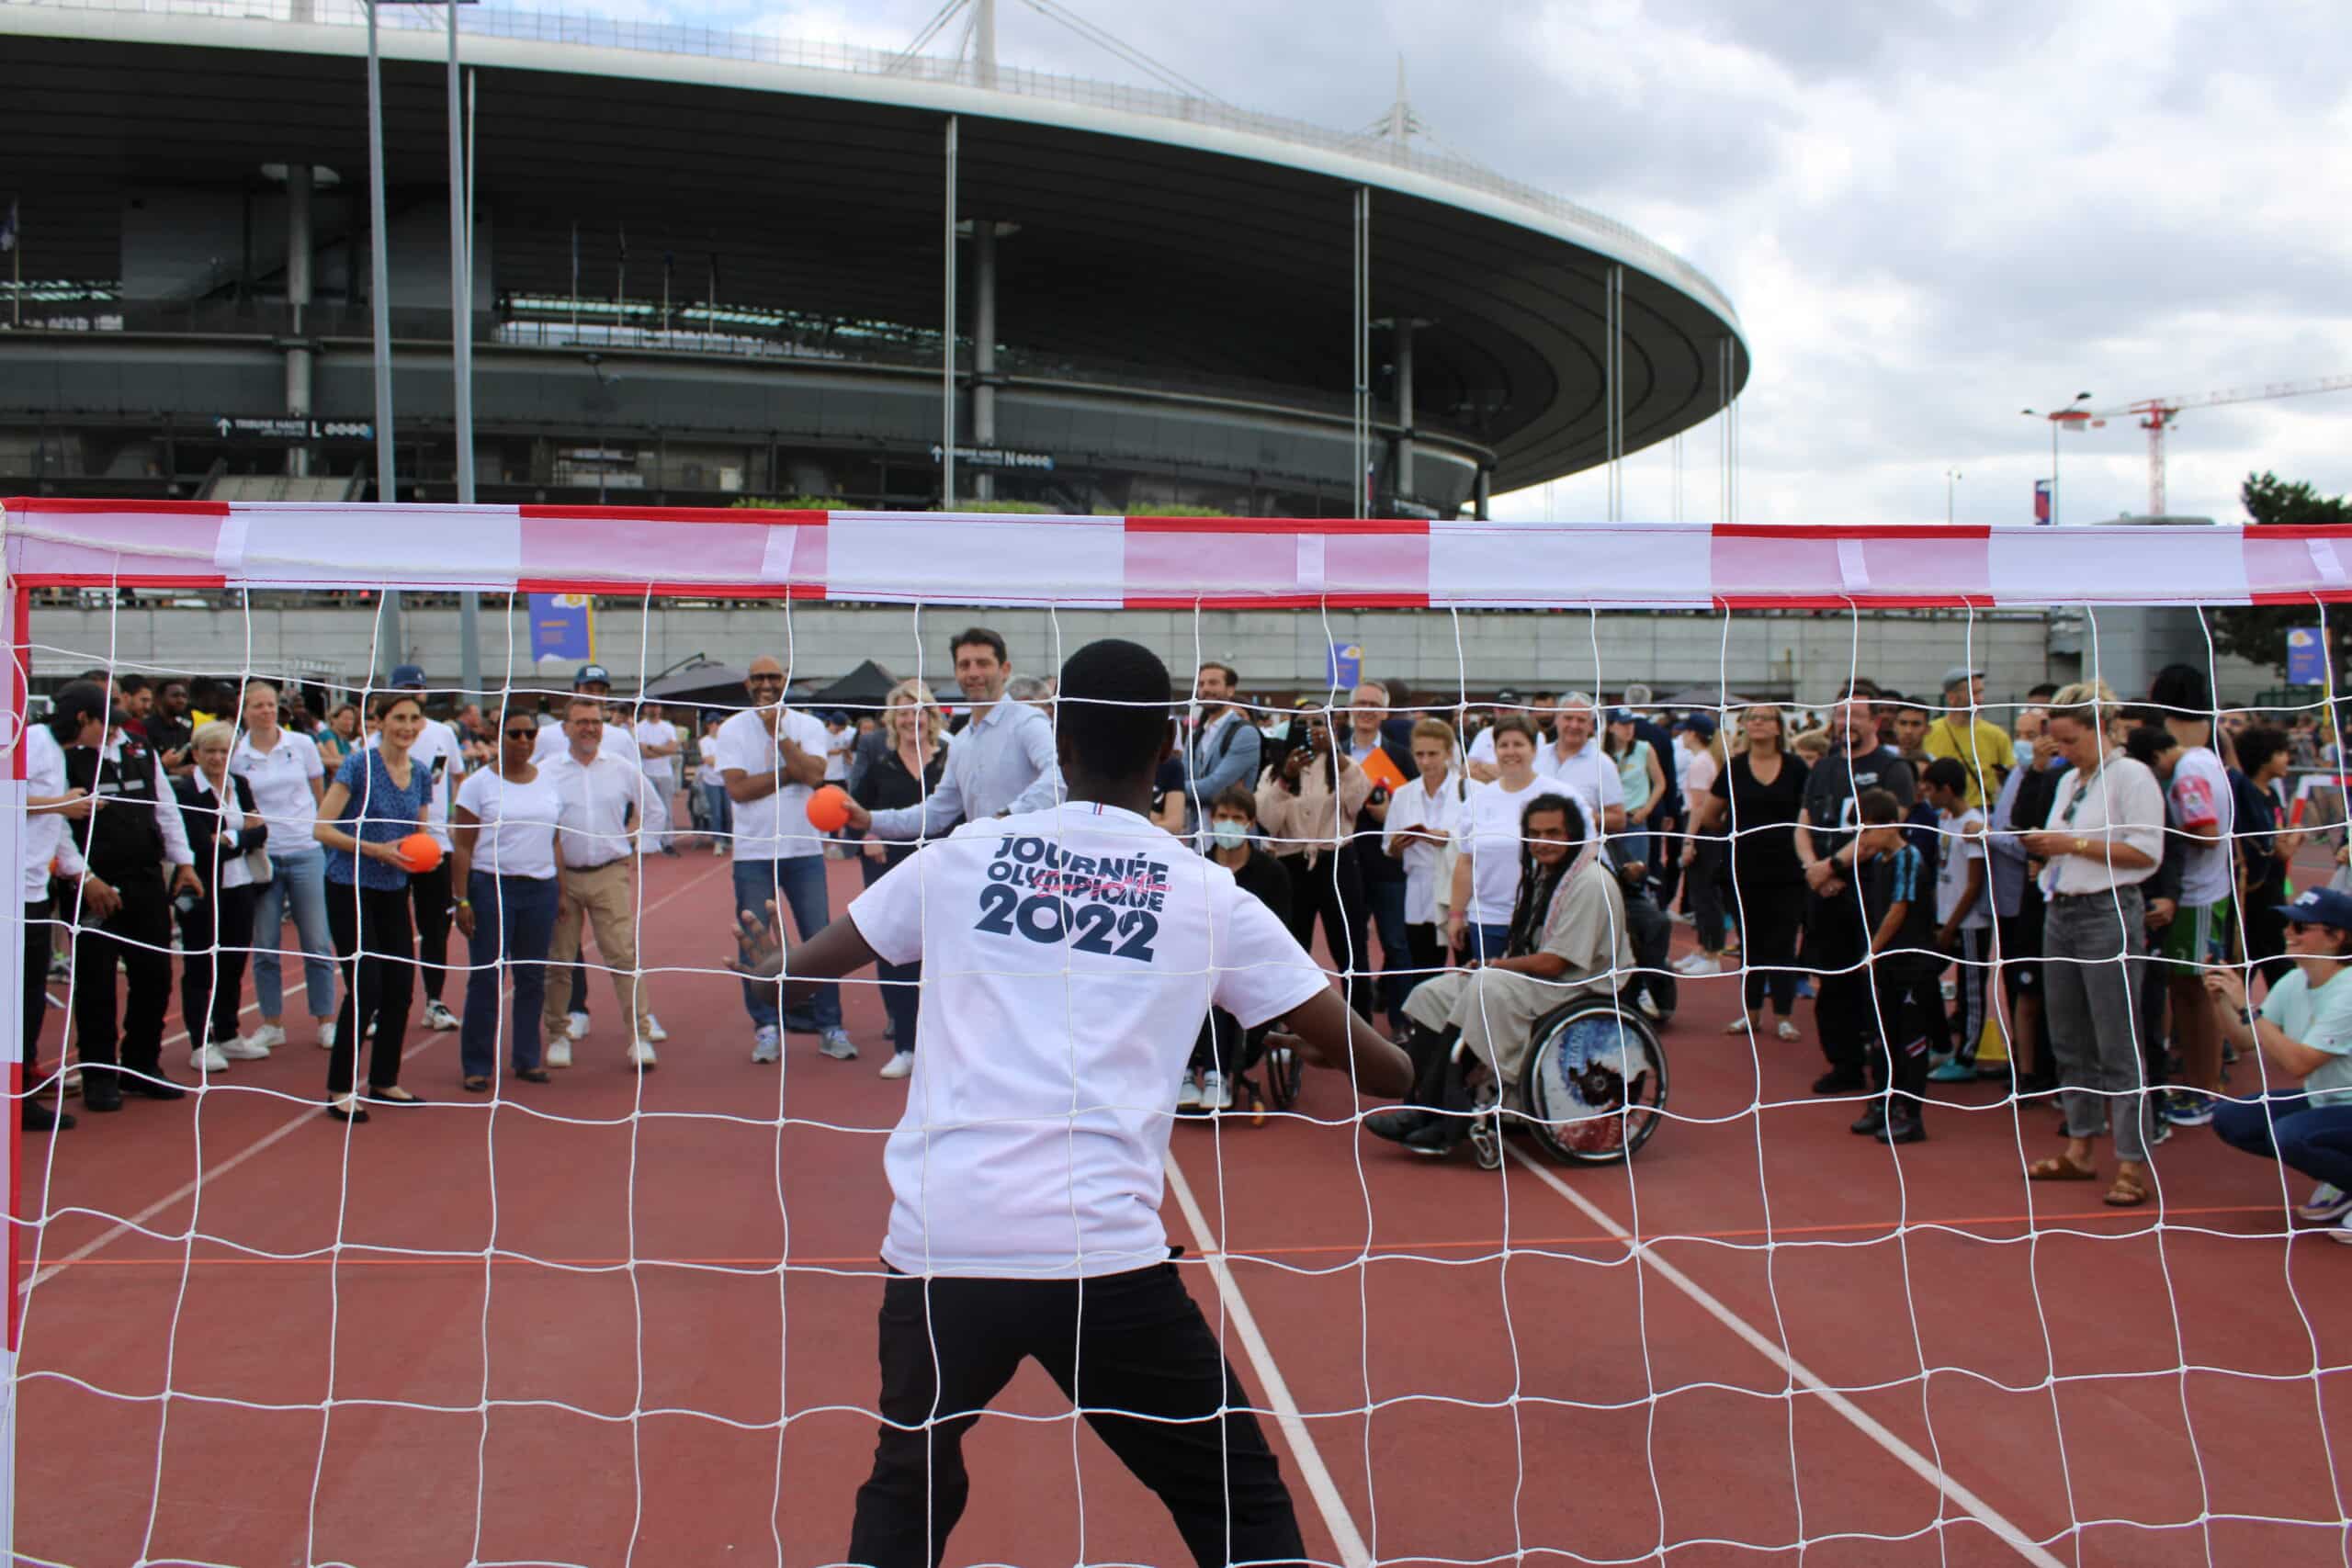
[853,677,949,1080]
[1694,704,1810,1040]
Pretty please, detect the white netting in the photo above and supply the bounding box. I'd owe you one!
[5,508,2351,1567]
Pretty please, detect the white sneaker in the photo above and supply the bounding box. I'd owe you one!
[1200,1070,1232,1111]
[316,1021,337,1050]
[711,842,725,856]
[1672,952,1721,976]
[1634,991,1662,1021]
[1176,1074,1203,1111]
[628,1041,658,1072]
[751,1025,782,1065]
[366,1018,378,1039]
[878,1050,914,1080]
[218,1035,271,1062]
[820,1027,858,1060]
[567,1011,591,1041]
[545,1039,573,1069]
[189,1043,230,1074]
[424,1000,458,1032]
[2331,1213,2352,1247]
[249,1022,288,1051]
[643,1015,669,1043]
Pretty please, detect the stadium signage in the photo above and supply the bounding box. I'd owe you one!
[210,415,377,442]
[929,443,1056,473]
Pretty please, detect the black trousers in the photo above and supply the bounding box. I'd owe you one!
[324,882,414,1096]
[848,1264,1305,1568]
[176,882,257,1047]
[1730,878,1804,1016]
[23,897,52,1075]
[1281,852,1374,1021]
[70,871,171,1073]
[409,857,454,1006]
[1817,966,1932,1112]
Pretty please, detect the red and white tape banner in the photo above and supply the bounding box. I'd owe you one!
[6,500,2350,608]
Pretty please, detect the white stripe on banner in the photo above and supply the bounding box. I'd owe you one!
[1988,523,2249,606]
[229,503,525,588]
[1429,522,1715,608]
[823,512,1125,607]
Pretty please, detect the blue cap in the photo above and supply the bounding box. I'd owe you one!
[2278,886,2352,931]
[1606,707,1636,726]
[389,664,427,690]
[1677,713,1718,739]
[575,663,613,687]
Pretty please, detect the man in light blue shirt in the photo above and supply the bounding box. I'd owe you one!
[1183,660,1261,830]
[844,626,1062,840]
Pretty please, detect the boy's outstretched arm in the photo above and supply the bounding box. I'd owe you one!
[728,898,880,1000]
[1266,988,1413,1097]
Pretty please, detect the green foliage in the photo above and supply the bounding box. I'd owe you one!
[952,500,1060,513]
[729,495,847,511]
[2207,472,2352,676]
[1124,503,1231,517]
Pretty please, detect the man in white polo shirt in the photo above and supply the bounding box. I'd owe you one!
[534,662,660,1043]
[538,695,660,1070]
[729,637,1408,1567]
[717,652,851,1063]
[1535,692,1628,836]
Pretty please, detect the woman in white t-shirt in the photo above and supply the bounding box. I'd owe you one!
[1383,716,1468,993]
[230,680,339,1051]
[1446,713,1568,964]
[451,697,564,1092]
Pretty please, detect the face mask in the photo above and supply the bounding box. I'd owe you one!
[1208,820,1250,852]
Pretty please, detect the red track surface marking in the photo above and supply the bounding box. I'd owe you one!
[18,853,2352,1566]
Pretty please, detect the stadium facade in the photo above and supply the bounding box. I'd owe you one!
[0,0,1748,518]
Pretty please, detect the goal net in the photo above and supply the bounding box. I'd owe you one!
[4,499,2349,1567]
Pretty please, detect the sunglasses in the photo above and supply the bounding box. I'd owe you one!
[503,727,537,739]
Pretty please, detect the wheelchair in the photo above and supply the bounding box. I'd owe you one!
[1457,995,1670,1169]
[1192,1009,1303,1125]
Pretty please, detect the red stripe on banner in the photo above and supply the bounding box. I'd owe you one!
[2234,525,2352,539]
[1714,594,1996,612]
[8,1058,20,1354]
[517,579,827,600]
[1124,515,1430,536]
[2249,591,2352,606]
[517,504,830,526]
[1712,524,1992,541]
[9,574,230,591]
[1,498,231,517]
[10,585,28,784]
[1125,593,1433,610]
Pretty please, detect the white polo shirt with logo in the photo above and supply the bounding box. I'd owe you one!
[848,803,1328,1279]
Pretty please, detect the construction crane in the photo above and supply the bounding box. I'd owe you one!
[2075,374,2352,516]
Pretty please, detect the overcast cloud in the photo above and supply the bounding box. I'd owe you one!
[520,0,2352,526]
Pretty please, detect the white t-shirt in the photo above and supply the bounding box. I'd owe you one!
[695,740,724,790]
[454,767,561,882]
[1467,727,1497,767]
[1934,806,1991,929]
[1681,746,1720,804]
[21,726,86,902]
[1459,774,1572,924]
[1533,739,1625,831]
[230,728,325,858]
[2167,746,2235,908]
[1383,773,1467,925]
[634,719,680,782]
[824,727,854,783]
[368,717,466,848]
[714,706,831,862]
[533,719,642,770]
[847,803,1327,1278]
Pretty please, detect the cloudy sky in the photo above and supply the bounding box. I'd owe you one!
[508,0,2352,525]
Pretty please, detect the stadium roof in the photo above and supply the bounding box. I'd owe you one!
[0,0,1750,493]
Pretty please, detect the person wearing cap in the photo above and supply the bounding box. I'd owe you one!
[1602,706,1667,873]
[370,665,469,1035]
[2204,887,2352,1243]
[55,680,201,1112]
[1919,665,2015,811]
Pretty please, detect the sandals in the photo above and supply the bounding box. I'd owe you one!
[2103,1169,2152,1208]
[2027,1155,2098,1182]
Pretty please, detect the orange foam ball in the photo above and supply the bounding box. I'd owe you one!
[397,832,444,874]
[806,784,852,834]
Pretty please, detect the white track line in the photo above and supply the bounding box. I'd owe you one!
[1504,1146,2065,1568]
[26,861,729,1291]
[1164,1156,1372,1568]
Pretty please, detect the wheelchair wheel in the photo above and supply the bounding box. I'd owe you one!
[1521,998,1670,1165]
[1261,1040,1303,1112]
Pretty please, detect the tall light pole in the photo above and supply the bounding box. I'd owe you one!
[1945,468,1962,526]
[2021,391,2093,526]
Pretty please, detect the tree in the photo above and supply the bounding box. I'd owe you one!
[2204,471,2352,679]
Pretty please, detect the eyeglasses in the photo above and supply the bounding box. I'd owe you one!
[746,673,786,685]
[503,727,537,739]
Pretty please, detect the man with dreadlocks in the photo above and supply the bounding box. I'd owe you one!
[1366,791,1633,1157]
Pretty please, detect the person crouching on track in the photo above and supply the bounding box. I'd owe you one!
[1813,789,1938,1145]
[58,680,202,1113]
[1369,793,1631,1158]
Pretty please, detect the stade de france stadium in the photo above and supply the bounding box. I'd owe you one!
[0,0,1747,519]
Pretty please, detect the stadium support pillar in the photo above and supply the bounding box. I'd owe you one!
[942,115,958,510]
[1394,317,1415,505]
[448,6,481,700]
[284,163,314,479]
[973,219,998,500]
[366,0,401,679]
[1475,467,1490,521]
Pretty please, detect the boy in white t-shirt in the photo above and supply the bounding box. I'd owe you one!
[2150,663,2235,1126]
[1921,758,1992,1082]
[731,638,1408,1568]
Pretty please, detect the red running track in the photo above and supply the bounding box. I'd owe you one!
[15,850,2352,1566]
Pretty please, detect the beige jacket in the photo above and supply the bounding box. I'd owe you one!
[1256,754,1373,867]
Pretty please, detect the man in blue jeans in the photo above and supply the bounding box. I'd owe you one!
[716,653,851,1063]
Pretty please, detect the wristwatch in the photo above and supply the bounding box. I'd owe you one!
[2072,836,2089,855]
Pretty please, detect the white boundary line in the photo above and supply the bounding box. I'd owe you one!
[1164,1155,1372,1568]
[1503,1146,2067,1568]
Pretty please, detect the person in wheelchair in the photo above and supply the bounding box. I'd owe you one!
[1183,786,1295,1114]
[1367,793,1632,1156]
[1603,832,1675,1025]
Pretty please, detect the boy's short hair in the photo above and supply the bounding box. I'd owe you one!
[1921,757,1969,795]
[1211,785,1258,821]
[1409,716,1457,749]
[1057,638,1172,779]
[1857,787,1903,827]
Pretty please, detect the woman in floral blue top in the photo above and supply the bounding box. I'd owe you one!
[314,691,430,1121]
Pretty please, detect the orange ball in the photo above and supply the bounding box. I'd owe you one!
[396,832,444,874]
[806,784,852,833]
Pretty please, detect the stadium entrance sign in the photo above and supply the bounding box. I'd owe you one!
[209,416,377,442]
[929,444,1056,473]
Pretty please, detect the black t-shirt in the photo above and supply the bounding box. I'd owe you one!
[1712,751,1810,886]
[1860,840,1939,975]
[1229,845,1294,931]
[1801,745,1917,863]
